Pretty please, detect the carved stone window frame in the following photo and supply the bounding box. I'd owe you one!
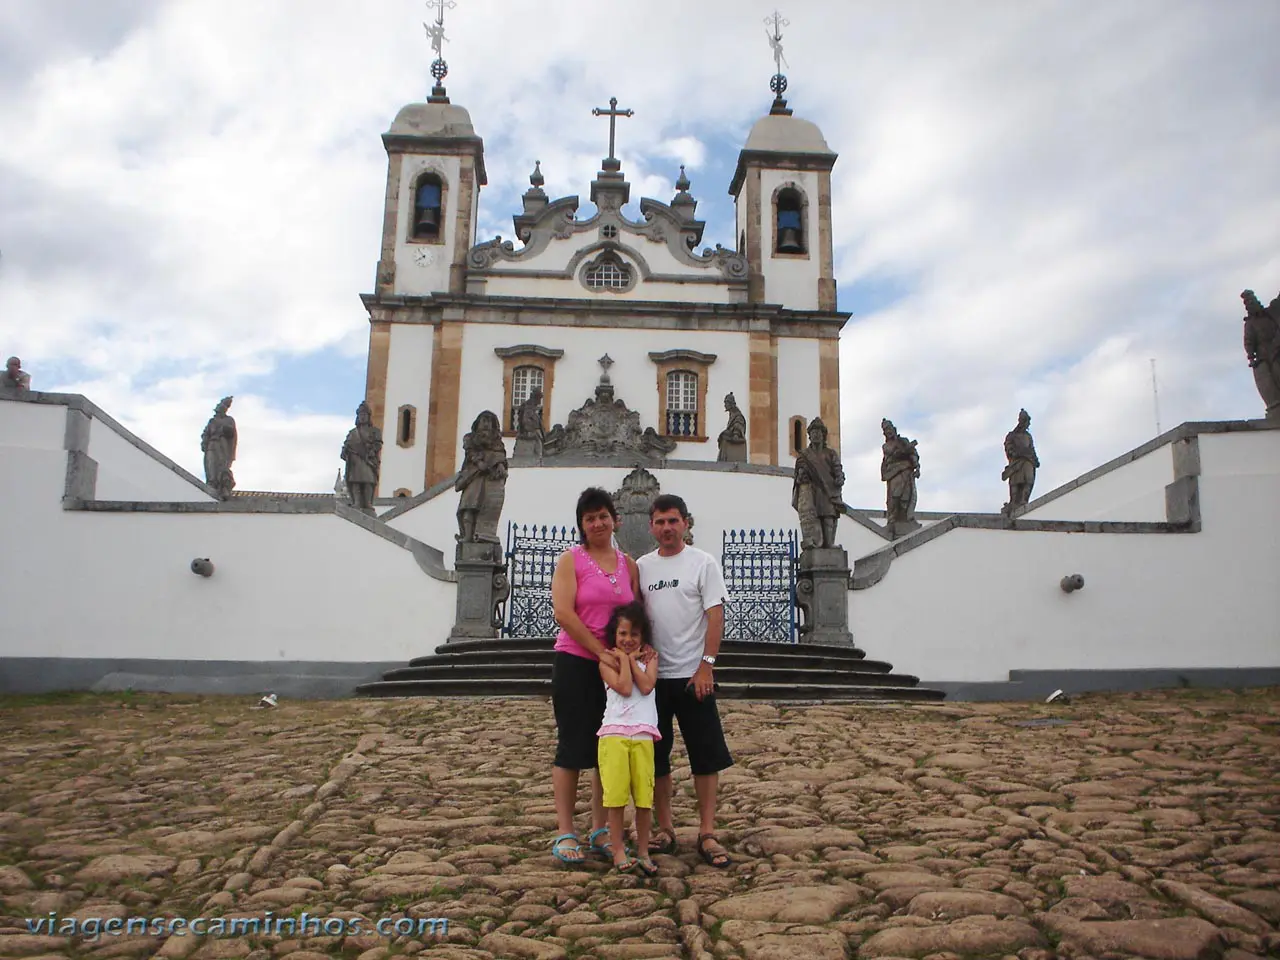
[396,404,418,448]
[580,249,638,294]
[408,168,448,246]
[649,349,717,442]
[495,344,564,436]
[789,415,808,457]
[771,182,810,261]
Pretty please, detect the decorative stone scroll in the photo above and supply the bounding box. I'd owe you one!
[541,356,677,461]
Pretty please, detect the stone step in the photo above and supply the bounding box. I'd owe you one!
[379,662,917,686]
[356,677,942,701]
[425,636,869,660]
[406,648,893,673]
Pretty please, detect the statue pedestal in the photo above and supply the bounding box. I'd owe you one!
[888,519,921,539]
[795,547,853,646]
[448,541,510,642]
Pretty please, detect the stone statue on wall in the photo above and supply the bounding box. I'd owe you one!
[513,386,545,458]
[200,396,237,500]
[1242,289,1280,420]
[1001,408,1040,516]
[341,400,383,513]
[456,410,508,543]
[3,356,31,392]
[881,418,919,535]
[716,392,747,462]
[792,417,845,550]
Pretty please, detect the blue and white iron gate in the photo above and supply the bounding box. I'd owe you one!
[503,523,578,637]
[721,529,798,643]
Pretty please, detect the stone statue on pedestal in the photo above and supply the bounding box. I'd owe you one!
[1001,409,1039,515]
[2,357,31,392]
[881,418,920,537]
[1242,289,1280,420]
[455,410,508,543]
[716,392,747,462]
[341,401,383,514]
[513,387,545,458]
[792,417,844,550]
[200,397,237,500]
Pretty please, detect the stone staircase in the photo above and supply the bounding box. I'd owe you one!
[356,637,945,701]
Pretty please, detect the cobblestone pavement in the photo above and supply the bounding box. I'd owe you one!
[1,688,1278,960]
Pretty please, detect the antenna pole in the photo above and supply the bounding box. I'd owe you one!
[1150,358,1162,435]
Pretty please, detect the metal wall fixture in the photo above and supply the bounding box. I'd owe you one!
[1060,574,1085,593]
[191,558,215,578]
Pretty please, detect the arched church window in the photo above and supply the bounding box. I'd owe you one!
[775,187,806,255]
[790,416,808,457]
[511,365,545,429]
[397,404,417,448]
[665,370,698,437]
[413,174,444,240]
[583,252,633,292]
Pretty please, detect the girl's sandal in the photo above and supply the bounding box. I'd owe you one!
[588,826,623,861]
[613,856,639,874]
[551,833,585,865]
[635,857,659,877]
[697,833,731,869]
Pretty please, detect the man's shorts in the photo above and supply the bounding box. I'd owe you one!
[552,652,606,770]
[654,678,734,777]
[598,735,655,808]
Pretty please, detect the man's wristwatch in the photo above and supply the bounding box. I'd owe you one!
[701,655,717,666]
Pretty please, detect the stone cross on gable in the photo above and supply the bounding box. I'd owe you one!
[592,97,634,162]
[598,353,615,382]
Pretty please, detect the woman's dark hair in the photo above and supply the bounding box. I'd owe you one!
[575,487,619,544]
[606,601,651,648]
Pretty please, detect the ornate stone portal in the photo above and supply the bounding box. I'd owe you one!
[450,410,511,641]
[542,356,678,461]
[1242,289,1280,420]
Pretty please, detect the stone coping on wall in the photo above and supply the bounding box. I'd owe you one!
[3,389,217,497]
[64,498,456,583]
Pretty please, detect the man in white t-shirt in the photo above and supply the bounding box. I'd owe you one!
[636,494,733,868]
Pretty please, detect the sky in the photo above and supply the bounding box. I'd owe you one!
[1,0,1278,511]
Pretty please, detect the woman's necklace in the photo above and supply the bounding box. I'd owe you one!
[584,547,622,594]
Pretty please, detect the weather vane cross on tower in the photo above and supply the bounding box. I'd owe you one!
[424,0,456,97]
[765,11,790,74]
[592,97,634,163]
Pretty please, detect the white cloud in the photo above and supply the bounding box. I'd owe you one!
[0,0,1277,509]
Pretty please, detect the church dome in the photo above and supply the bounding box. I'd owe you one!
[743,112,835,156]
[388,101,478,139]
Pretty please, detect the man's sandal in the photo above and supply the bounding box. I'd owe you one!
[551,833,585,865]
[613,856,639,874]
[697,833,731,869]
[648,826,678,856]
[635,856,659,877]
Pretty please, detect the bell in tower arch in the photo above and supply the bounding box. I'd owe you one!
[413,176,443,240]
[775,187,805,254]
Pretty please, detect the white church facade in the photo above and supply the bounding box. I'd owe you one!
[2,42,1279,701]
[363,90,843,497]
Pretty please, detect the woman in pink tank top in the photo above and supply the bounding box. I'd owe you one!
[548,487,641,865]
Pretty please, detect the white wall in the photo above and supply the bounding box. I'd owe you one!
[850,434,1280,682]
[380,324,434,495]
[1022,444,1172,521]
[760,168,820,310]
[388,464,805,566]
[0,401,454,664]
[456,325,752,466]
[777,338,821,457]
[88,414,214,502]
[394,154,464,296]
